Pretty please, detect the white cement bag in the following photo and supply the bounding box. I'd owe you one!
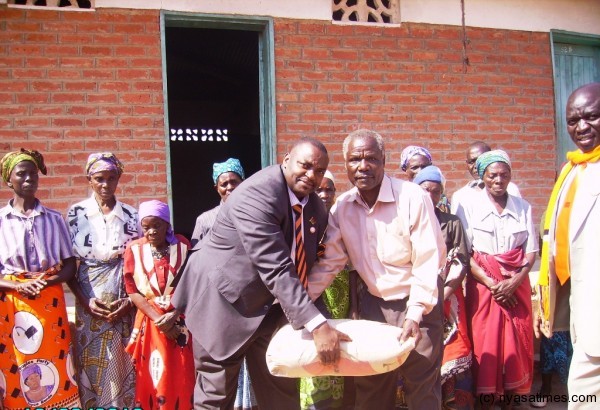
[266,319,416,377]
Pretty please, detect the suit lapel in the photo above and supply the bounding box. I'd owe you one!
[276,166,294,250]
[570,163,600,242]
[303,199,317,267]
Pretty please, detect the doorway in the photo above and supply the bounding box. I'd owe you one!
[161,13,276,239]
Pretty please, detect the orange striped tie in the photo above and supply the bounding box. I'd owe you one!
[292,204,308,288]
[554,164,585,285]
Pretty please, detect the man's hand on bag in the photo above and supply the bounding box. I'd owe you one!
[312,321,352,365]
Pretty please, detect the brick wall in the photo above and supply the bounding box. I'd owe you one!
[274,21,556,221]
[0,7,165,211]
[1,7,556,223]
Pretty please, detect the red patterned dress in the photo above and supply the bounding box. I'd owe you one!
[123,235,194,410]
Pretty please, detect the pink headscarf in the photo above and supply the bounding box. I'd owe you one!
[138,200,177,244]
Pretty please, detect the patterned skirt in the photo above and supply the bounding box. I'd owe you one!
[0,276,80,410]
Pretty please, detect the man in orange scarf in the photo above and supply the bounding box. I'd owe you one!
[537,82,600,408]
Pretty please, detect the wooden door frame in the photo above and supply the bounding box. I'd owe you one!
[160,11,277,208]
[550,30,600,168]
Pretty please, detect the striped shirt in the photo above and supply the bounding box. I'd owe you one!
[0,200,74,275]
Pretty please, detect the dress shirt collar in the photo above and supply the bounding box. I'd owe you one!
[475,188,519,220]
[84,194,127,222]
[468,179,485,189]
[348,174,395,209]
[0,199,44,217]
[287,186,309,208]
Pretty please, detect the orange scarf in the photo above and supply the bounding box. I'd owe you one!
[538,144,600,320]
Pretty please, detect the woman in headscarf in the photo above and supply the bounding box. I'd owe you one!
[414,166,473,410]
[400,145,451,212]
[22,364,54,404]
[124,200,194,409]
[455,150,536,409]
[0,149,80,410]
[66,152,138,408]
[191,157,245,247]
[400,145,433,181]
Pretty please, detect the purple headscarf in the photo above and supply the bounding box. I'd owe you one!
[21,364,42,382]
[138,200,177,244]
[400,145,432,171]
[85,152,124,177]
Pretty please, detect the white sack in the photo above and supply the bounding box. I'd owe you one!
[266,319,415,377]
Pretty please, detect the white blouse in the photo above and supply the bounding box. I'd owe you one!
[456,188,538,255]
[67,195,139,260]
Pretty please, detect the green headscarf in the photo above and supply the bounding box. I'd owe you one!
[475,149,511,179]
[0,148,47,183]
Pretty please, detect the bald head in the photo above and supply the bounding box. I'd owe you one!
[566,82,600,153]
[466,141,492,180]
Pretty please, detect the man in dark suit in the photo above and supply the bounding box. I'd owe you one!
[172,137,348,409]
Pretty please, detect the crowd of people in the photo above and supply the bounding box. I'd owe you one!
[0,82,599,410]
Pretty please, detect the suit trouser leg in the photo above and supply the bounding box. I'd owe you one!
[244,304,300,410]
[193,337,241,410]
[567,337,600,410]
[354,286,443,410]
[399,300,443,410]
[193,304,299,410]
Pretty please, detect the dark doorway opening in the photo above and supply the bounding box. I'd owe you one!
[165,26,262,239]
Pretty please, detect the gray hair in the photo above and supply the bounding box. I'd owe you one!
[342,129,385,160]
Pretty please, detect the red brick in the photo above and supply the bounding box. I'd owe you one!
[96,12,129,23]
[129,34,160,46]
[52,118,84,127]
[119,93,152,105]
[31,81,62,92]
[6,21,39,32]
[133,105,163,116]
[82,70,114,80]
[117,69,150,80]
[60,33,94,45]
[60,57,94,68]
[48,69,83,80]
[87,93,118,104]
[118,117,154,127]
[114,45,147,57]
[132,125,163,138]
[85,118,116,127]
[130,57,162,67]
[98,129,132,139]
[42,21,77,33]
[0,105,27,116]
[30,129,62,139]
[98,81,130,92]
[64,82,97,92]
[52,93,86,103]
[114,24,144,34]
[93,33,127,45]
[49,140,85,151]
[129,12,160,24]
[84,139,120,151]
[136,173,166,184]
[132,81,162,92]
[16,93,49,104]
[3,81,28,92]
[13,68,46,79]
